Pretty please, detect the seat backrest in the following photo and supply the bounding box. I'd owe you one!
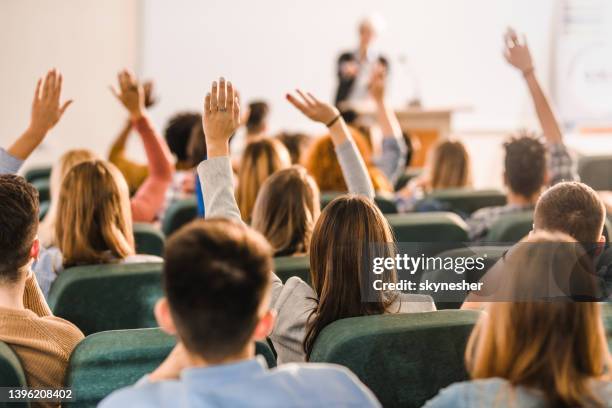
[24,166,52,184]
[423,188,507,215]
[0,343,29,408]
[310,310,480,408]
[162,197,198,237]
[31,178,50,203]
[386,212,469,243]
[133,223,165,257]
[484,210,533,243]
[274,255,310,283]
[65,328,276,408]
[48,263,163,335]
[578,155,612,191]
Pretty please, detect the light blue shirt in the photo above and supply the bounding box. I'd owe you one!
[98,356,380,408]
[423,378,612,408]
[0,148,24,175]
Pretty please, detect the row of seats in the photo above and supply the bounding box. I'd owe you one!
[2,306,611,408]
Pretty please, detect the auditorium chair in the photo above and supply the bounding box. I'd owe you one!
[578,155,612,191]
[274,255,310,283]
[64,328,276,408]
[24,165,52,184]
[420,245,510,309]
[48,263,163,335]
[320,192,398,214]
[31,178,50,203]
[133,223,165,257]
[416,188,507,216]
[603,302,612,352]
[309,310,481,408]
[483,210,533,243]
[0,342,29,408]
[161,197,198,237]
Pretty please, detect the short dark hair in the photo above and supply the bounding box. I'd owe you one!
[504,135,546,198]
[163,219,272,360]
[164,112,201,162]
[275,132,310,164]
[246,101,269,134]
[186,119,207,167]
[535,181,606,245]
[0,175,39,282]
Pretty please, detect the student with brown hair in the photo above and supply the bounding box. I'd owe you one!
[467,28,578,241]
[235,137,291,222]
[428,231,612,407]
[0,69,84,398]
[197,78,434,364]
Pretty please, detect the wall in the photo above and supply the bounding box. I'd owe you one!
[0,0,140,170]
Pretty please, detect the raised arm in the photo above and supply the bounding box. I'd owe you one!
[286,90,375,199]
[111,70,174,222]
[3,69,72,173]
[504,28,578,183]
[197,77,243,223]
[369,68,407,183]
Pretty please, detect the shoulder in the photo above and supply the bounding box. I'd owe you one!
[123,254,163,264]
[470,206,504,221]
[394,293,436,313]
[423,378,512,408]
[272,277,316,316]
[99,379,181,408]
[272,363,380,407]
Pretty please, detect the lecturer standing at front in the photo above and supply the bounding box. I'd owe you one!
[335,17,389,109]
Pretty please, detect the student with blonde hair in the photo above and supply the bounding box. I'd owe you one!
[426,231,612,407]
[197,78,434,364]
[235,137,291,221]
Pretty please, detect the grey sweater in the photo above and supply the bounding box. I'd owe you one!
[197,140,435,364]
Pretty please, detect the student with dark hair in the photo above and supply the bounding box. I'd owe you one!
[0,69,84,394]
[230,100,271,163]
[467,29,578,241]
[99,206,379,405]
[197,78,434,364]
[275,131,311,164]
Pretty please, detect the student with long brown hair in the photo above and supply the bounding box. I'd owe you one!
[426,231,612,407]
[235,137,291,222]
[196,77,435,364]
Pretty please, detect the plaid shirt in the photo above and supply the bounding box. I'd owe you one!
[467,142,579,242]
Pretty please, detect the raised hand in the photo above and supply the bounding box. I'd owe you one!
[503,28,534,75]
[110,70,145,120]
[286,90,339,125]
[203,77,240,158]
[143,80,157,108]
[30,69,73,135]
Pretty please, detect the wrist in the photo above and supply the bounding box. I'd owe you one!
[206,140,230,158]
[130,107,145,121]
[522,67,535,78]
[25,124,48,141]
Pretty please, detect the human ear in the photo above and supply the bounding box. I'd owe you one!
[252,309,276,341]
[154,298,177,335]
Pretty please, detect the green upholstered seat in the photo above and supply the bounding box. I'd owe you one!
[24,166,52,183]
[578,155,612,191]
[386,212,468,242]
[133,223,165,257]
[31,178,50,203]
[0,342,29,408]
[274,255,310,283]
[483,210,533,243]
[162,197,198,237]
[420,188,507,215]
[64,328,276,408]
[310,310,480,408]
[320,192,398,214]
[48,263,164,335]
[420,246,510,309]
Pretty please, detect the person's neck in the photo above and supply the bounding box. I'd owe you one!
[506,190,539,207]
[0,274,26,310]
[358,45,369,61]
[189,343,255,369]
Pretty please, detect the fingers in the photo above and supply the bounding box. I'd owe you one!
[33,78,42,103]
[286,92,308,114]
[226,80,235,112]
[42,69,54,99]
[233,95,240,125]
[218,77,227,109]
[55,73,63,101]
[60,100,73,115]
[296,89,315,107]
[210,81,218,111]
[109,85,121,100]
[204,92,211,116]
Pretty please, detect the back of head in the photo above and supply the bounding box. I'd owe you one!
[56,160,134,267]
[0,175,39,282]
[504,134,546,199]
[186,119,206,167]
[246,101,269,135]
[252,165,320,256]
[164,112,201,163]
[163,219,272,361]
[236,137,291,221]
[305,128,391,192]
[428,140,472,190]
[275,132,311,164]
[466,231,610,407]
[304,195,396,358]
[535,181,606,246]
